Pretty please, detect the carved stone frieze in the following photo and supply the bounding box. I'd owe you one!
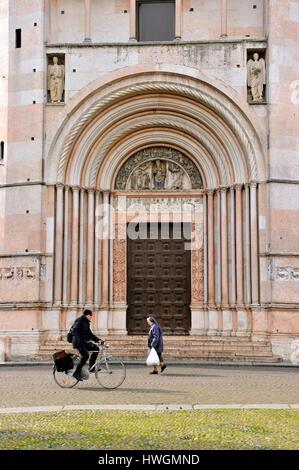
[115,147,203,191]
[192,247,204,302]
[113,227,127,302]
[0,267,37,281]
[274,267,299,281]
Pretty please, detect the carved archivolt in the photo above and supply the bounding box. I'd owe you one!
[115,147,203,191]
[56,80,260,183]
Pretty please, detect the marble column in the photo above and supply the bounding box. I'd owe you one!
[207,190,218,335]
[94,191,101,306]
[175,0,182,39]
[70,187,80,304]
[62,186,69,305]
[250,182,259,305]
[229,186,237,335]
[235,185,244,305]
[207,190,215,305]
[84,0,91,42]
[229,186,236,305]
[99,191,110,335]
[221,187,232,335]
[244,184,251,306]
[45,0,51,43]
[203,192,208,304]
[86,189,95,304]
[101,191,110,307]
[235,184,247,335]
[220,0,228,37]
[78,188,85,305]
[221,187,228,304]
[129,0,137,41]
[215,189,222,306]
[54,185,64,304]
[263,0,268,37]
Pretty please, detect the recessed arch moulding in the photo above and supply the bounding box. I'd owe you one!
[46,65,266,188]
[45,65,268,340]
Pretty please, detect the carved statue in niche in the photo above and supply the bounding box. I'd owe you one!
[48,56,65,103]
[152,159,166,189]
[247,53,266,102]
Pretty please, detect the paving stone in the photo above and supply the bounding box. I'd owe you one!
[0,365,298,408]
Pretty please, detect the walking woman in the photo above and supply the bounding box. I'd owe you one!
[147,316,167,375]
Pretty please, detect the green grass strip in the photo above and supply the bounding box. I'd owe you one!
[0,410,298,450]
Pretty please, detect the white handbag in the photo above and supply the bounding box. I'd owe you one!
[146,347,160,366]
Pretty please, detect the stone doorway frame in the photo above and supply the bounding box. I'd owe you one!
[110,191,204,336]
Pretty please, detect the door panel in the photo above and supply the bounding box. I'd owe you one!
[127,223,191,335]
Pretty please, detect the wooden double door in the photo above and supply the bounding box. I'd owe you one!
[127,223,191,335]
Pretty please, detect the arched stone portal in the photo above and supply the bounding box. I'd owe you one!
[46,66,267,340]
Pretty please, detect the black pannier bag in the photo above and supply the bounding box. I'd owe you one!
[53,350,74,372]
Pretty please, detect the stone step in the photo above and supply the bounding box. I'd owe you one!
[43,339,271,348]
[39,348,276,358]
[40,343,271,351]
[37,352,280,363]
[39,336,279,362]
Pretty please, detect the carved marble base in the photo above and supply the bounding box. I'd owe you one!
[207,310,221,336]
[222,310,233,336]
[190,306,207,335]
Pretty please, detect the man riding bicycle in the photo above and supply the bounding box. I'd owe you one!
[71,309,103,381]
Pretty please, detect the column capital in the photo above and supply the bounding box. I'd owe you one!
[234,183,243,191]
[250,181,258,188]
[71,185,80,192]
[56,183,65,189]
[206,189,215,196]
[220,186,229,193]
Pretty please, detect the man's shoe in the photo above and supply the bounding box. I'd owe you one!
[150,371,158,375]
[73,372,83,381]
[160,365,167,373]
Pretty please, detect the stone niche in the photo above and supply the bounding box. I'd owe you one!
[247,48,267,104]
[47,53,65,104]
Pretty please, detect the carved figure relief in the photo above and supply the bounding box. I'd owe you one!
[115,147,202,191]
[48,56,65,103]
[275,267,299,281]
[0,267,37,281]
[247,53,266,102]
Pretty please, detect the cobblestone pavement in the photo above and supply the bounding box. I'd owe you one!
[0,365,298,408]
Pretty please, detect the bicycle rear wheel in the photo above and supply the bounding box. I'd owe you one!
[53,365,79,388]
[95,358,126,389]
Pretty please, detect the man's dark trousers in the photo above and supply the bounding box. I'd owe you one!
[75,342,99,374]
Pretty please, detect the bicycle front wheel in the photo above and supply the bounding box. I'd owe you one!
[53,365,79,388]
[95,358,126,389]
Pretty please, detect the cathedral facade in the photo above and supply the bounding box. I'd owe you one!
[0,0,299,361]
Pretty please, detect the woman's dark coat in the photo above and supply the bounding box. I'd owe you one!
[148,318,164,353]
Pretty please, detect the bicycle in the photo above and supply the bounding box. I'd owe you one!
[53,341,126,389]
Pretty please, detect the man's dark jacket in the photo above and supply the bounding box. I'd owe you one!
[72,315,99,349]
